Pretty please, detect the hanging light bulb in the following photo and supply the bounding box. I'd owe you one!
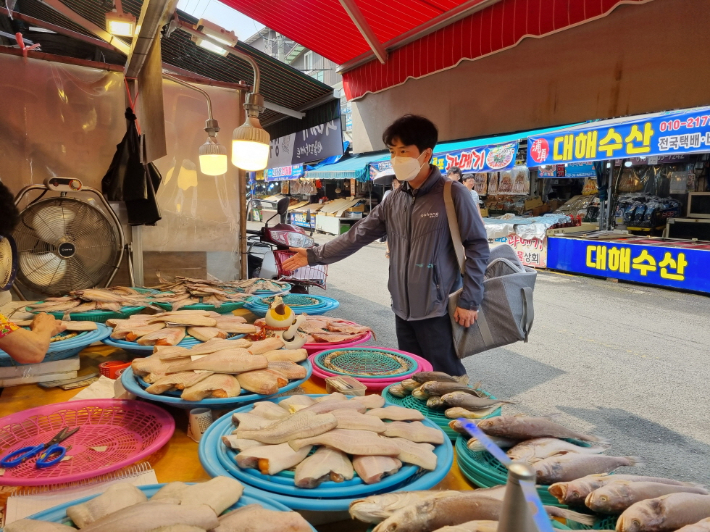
[106,0,136,37]
[232,94,270,171]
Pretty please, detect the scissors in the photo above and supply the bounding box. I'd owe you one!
[0,427,80,469]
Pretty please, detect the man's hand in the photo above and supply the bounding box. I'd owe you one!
[282,248,309,272]
[454,307,478,328]
[31,313,66,337]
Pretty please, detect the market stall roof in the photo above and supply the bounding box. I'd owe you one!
[526,106,710,167]
[217,0,650,100]
[7,0,335,124]
[305,151,389,181]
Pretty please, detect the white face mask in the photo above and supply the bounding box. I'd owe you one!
[391,152,428,182]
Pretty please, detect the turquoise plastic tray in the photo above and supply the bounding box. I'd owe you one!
[29,304,146,323]
[121,358,312,409]
[198,394,454,511]
[154,301,247,313]
[383,384,501,441]
[26,483,315,531]
[313,347,418,379]
[102,332,245,354]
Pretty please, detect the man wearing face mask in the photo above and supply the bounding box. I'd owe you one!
[283,115,489,375]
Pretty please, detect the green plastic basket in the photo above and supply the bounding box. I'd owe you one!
[314,348,418,379]
[383,384,501,441]
[567,516,618,530]
[31,305,146,323]
[153,301,247,314]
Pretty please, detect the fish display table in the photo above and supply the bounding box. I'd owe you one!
[0,345,474,531]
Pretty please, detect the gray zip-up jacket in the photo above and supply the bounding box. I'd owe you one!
[307,167,490,321]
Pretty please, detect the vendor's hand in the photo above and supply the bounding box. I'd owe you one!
[31,313,66,336]
[283,248,309,271]
[454,307,478,328]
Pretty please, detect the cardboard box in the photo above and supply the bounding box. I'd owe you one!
[479,208,489,218]
[524,197,543,211]
[530,204,550,216]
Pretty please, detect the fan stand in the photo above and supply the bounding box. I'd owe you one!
[12,180,125,300]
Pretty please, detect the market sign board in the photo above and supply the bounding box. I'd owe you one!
[527,107,710,167]
[268,120,344,169]
[432,142,519,174]
[538,162,596,178]
[547,238,710,293]
[490,235,547,268]
[265,164,304,182]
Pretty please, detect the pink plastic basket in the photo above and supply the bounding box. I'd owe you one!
[0,399,175,486]
[309,348,434,393]
[303,331,372,355]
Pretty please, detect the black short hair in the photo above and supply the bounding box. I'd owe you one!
[449,167,462,176]
[463,174,475,181]
[0,182,19,237]
[382,115,438,153]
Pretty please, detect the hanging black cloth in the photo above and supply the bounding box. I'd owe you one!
[102,108,162,226]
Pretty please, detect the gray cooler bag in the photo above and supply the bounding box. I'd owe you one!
[444,182,537,358]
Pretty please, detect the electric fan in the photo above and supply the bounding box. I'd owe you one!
[0,235,18,292]
[12,178,124,298]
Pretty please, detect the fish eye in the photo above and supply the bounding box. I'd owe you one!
[571,491,579,497]
[600,496,607,501]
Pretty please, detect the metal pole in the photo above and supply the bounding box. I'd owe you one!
[497,462,538,532]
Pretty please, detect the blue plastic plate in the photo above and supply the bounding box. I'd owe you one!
[121,359,313,409]
[26,483,315,531]
[102,332,245,354]
[198,394,454,511]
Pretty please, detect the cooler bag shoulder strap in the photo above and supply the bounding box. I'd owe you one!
[521,286,534,342]
[476,307,495,347]
[443,180,465,275]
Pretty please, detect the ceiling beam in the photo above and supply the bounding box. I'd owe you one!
[337,0,501,73]
[37,0,130,54]
[0,6,118,52]
[337,0,387,64]
[124,0,178,78]
[263,101,305,119]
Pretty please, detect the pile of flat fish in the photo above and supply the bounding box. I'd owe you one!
[388,371,512,419]
[348,488,598,532]
[5,476,311,532]
[131,335,308,400]
[222,393,445,488]
[25,287,155,316]
[108,310,258,346]
[254,315,374,344]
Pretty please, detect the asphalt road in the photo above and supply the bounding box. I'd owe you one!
[251,222,710,485]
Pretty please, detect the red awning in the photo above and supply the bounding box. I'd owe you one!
[219,0,651,99]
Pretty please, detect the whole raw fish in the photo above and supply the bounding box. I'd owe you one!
[617,494,710,532]
[136,327,186,346]
[168,350,268,374]
[477,416,606,443]
[213,504,312,532]
[411,387,430,400]
[289,429,401,456]
[181,374,241,401]
[237,411,337,444]
[427,397,447,410]
[349,491,460,524]
[187,327,227,342]
[294,447,354,488]
[445,407,498,419]
[237,369,287,395]
[401,379,420,392]
[383,421,444,444]
[262,349,308,362]
[587,481,709,514]
[534,454,643,484]
[388,384,407,398]
[267,361,307,380]
[440,392,511,410]
[467,435,520,452]
[146,371,213,394]
[413,372,469,384]
[353,456,402,485]
[331,408,387,433]
[366,406,425,421]
[506,438,609,464]
[676,518,710,531]
[549,475,700,506]
[236,442,312,475]
[421,382,484,397]
[431,522,498,532]
[388,438,438,470]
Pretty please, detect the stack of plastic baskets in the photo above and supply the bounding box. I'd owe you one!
[244,294,339,317]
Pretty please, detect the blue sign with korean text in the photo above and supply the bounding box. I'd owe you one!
[432,142,519,174]
[527,107,710,166]
[547,238,710,294]
[265,164,304,182]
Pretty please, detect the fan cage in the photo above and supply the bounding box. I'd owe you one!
[13,197,122,297]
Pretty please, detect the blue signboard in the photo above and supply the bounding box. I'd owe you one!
[537,162,596,178]
[432,142,519,174]
[547,238,710,294]
[528,107,710,167]
[265,164,304,182]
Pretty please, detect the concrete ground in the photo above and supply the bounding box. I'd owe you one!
[256,222,710,486]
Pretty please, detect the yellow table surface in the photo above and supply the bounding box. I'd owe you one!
[0,345,475,530]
